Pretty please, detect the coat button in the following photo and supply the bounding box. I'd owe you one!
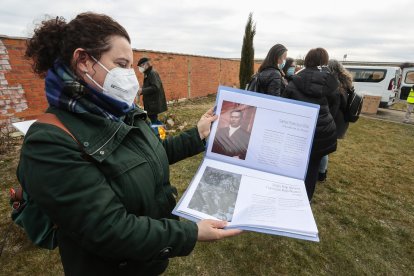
[99,150,105,155]
[158,247,172,259]
[83,142,89,147]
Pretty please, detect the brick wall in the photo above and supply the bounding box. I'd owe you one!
[0,35,260,131]
[0,38,32,132]
[133,50,248,100]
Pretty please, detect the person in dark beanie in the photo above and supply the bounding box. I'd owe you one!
[137,57,167,124]
[256,43,288,96]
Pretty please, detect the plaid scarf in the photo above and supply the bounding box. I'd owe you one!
[45,61,134,121]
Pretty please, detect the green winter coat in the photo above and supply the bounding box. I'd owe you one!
[17,106,205,275]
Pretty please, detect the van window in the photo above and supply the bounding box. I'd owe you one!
[347,68,386,83]
[404,71,414,84]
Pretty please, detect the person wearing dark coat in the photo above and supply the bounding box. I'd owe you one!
[137,57,168,124]
[256,44,288,96]
[318,59,354,182]
[211,110,251,160]
[282,48,340,200]
[328,59,354,139]
[282,57,297,83]
[19,12,241,276]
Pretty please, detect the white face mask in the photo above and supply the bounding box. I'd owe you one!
[85,56,139,106]
[138,66,145,73]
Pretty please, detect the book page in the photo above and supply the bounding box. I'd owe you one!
[207,86,319,180]
[174,158,318,238]
[229,171,317,236]
[175,159,241,221]
[12,120,36,135]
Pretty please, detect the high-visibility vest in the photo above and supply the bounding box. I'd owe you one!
[407,88,414,104]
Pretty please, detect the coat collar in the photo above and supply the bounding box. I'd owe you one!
[47,107,148,162]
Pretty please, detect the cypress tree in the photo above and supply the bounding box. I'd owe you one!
[239,13,256,89]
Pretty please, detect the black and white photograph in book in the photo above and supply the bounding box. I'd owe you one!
[188,166,242,221]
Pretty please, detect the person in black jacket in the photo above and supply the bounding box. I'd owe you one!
[211,110,251,160]
[137,57,167,124]
[328,59,354,139]
[318,59,354,182]
[256,44,288,96]
[282,57,297,83]
[282,48,340,200]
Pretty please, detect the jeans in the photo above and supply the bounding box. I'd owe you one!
[404,103,413,122]
[319,155,329,173]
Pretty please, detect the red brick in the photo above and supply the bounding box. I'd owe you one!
[1,37,263,129]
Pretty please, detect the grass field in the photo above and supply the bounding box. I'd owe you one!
[390,101,407,111]
[1,95,413,275]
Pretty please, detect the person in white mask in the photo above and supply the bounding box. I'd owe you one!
[137,57,168,124]
[19,12,242,276]
[83,56,139,107]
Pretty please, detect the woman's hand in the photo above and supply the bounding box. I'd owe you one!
[197,107,218,140]
[197,219,243,241]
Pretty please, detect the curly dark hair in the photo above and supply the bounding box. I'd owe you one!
[25,12,130,76]
[328,59,353,94]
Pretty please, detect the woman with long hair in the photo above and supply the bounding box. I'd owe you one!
[256,43,288,96]
[318,59,354,181]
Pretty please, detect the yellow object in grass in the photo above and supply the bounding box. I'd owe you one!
[158,126,166,140]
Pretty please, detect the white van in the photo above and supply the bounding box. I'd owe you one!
[344,65,400,107]
[398,66,414,100]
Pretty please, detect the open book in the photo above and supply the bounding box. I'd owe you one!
[173,86,320,241]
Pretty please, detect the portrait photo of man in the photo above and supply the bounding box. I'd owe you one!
[211,102,256,160]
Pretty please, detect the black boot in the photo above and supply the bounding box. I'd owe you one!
[318,170,327,182]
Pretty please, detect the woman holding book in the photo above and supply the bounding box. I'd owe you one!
[18,12,241,275]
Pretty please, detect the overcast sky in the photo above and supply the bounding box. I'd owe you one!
[0,0,413,62]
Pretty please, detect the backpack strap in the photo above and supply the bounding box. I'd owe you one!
[5,113,83,252]
[36,113,78,143]
[10,113,79,209]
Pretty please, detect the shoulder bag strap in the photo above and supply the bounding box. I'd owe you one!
[10,113,80,202]
[36,113,78,143]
